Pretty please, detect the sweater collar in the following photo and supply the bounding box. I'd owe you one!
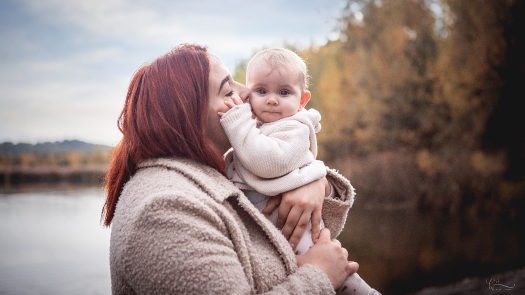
[137,157,243,203]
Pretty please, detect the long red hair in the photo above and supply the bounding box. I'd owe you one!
[102,44,225,226]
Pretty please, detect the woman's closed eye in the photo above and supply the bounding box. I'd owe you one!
[226,90,235,97]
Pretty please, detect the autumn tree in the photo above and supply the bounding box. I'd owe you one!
[303,0,441,158]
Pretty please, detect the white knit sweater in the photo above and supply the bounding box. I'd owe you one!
[220,103,326,196]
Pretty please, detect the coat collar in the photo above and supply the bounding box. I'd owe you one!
[137,157,243,203]
[137,156,299,275]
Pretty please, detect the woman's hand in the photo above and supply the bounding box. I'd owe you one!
[296,228,359,289]
[263,177,330,249]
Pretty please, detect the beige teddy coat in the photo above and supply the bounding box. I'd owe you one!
[110,156,355,294]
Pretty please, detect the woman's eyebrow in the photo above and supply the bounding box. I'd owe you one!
[218,76,230,94]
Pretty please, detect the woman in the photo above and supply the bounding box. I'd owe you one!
[102,44,358,294]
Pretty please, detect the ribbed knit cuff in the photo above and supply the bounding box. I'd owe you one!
[220,103,252,126]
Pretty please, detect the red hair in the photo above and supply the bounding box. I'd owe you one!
[102,44,225,226]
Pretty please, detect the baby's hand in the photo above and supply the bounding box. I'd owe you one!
[218,95,245,117]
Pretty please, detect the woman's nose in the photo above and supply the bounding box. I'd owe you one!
[232,80,251,102]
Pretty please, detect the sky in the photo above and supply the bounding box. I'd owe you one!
[0,0,347,147]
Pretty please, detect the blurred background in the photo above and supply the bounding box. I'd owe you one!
[1,0,524,294]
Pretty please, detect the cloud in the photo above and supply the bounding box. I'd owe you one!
[0,0,346,145]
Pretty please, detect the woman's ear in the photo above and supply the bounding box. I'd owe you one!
[299,91,311,110]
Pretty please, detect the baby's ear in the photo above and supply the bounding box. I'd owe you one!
[299,91,311,110]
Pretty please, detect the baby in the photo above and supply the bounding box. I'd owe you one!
[220,48,380,295]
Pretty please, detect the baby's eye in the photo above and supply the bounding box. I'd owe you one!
[279,90,290,96]
[257,89,267,95]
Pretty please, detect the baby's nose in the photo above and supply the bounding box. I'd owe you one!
[266,96,278,106]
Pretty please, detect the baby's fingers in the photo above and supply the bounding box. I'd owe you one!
[231,95,244,106]
[224,100,236,109]
[262,195,282,214]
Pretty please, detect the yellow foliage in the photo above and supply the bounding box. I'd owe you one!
[0,149,111,167]
[20,153,38,167]
[66,151,81,167]
[470,151,506,176]
[416,149,440,175]
[233,60,247,86]
[90,148,109,164]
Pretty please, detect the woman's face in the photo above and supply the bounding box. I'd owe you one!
[206,56,250,154]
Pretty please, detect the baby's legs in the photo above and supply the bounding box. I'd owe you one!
[336,273,380,295]
[293,218,324,255]
[291,219,380,295]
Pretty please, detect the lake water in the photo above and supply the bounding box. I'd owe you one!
[0,188,110,295]
[0,187,523,295]
[339,205,525,294]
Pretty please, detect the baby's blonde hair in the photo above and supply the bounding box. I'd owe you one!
[246,48,309,90]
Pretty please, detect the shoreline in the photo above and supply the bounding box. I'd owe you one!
[0,165,108,188]
[411,266,525,295]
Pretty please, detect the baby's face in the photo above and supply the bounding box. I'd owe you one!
[247,63,305,123]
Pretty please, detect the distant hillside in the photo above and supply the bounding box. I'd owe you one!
[0,140,112,155]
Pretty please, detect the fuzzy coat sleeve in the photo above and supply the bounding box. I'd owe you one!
[323,167,356,239]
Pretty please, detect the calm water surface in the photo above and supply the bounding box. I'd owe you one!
[339,205,525,294]
[1,186,522,295]
[0,188,110,295]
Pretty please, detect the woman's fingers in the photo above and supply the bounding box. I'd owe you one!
[347,261,359,276]
[298,228,358,289]
[287,211,312,249]
[310,206,322,243]
[276,204,290,231]
[278,204,299,239]
[276,178,326,246]
[318,227,331,242]
[342,247,349,259]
